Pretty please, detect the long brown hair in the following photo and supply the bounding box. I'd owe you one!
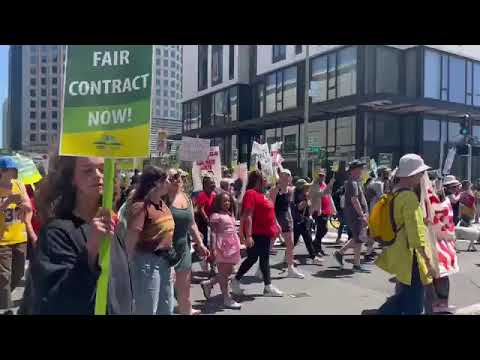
[246,170,263,191]
[36,156,78,223]
[131,165,167,203]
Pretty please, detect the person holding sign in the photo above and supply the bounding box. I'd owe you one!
[125,166,176,315]
[31,157,132,315]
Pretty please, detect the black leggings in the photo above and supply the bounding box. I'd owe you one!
[294,222,317,260]
[235,235,271,286]
[313,215,328,252]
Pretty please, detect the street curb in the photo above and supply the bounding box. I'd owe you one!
[455,303,480,315]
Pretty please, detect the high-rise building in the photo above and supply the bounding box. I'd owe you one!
[150,45,183,155]
[7,45,66,153]
[181,45,480,179]
[2,98,8,149]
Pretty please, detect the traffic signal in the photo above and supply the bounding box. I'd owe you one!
[460,115,470,136]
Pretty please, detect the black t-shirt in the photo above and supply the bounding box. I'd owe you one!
[31,213,133,315]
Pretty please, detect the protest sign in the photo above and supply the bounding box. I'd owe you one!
[179,136,211,162]
[60,45,153,158]
[61,45,153,315]
[192,146,222,191]
[443,147,456,175]
[251,141,274,182]
[378,153,393,168]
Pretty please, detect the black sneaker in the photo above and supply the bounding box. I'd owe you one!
[364,254,376,263]
[2,310,14,315]
[334,251,344,269]
[319,249,328,257]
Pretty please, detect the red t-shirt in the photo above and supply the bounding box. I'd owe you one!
[197,191,216,217]
[242,189,278,238]
[320,182,334,216]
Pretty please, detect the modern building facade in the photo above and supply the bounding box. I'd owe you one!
[150,45,183,155]
[7,45,66,153]
[2,98,9,149]
[181,45,480,180]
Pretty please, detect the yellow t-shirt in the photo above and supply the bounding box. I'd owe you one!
[0,180,28,246]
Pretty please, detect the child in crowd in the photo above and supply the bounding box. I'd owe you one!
[200,192,242,309]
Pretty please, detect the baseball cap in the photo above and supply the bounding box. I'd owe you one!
[0,156,18,170]
[295,178,313,189]
[347,159,366,171]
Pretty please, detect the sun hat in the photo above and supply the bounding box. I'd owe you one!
[295,178,313,189]
[279,168,292,176]
[443,175,461,187]
[347,159,366,171]
[395,154,431,178]
[0,156,18,170]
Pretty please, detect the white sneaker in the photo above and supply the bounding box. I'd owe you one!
[263,285,284,297]
[308,256,324,266]
[224,297,242,310]
[231,278,244,296]
[255,266,263,280]
[287,267,305,279]
[200,281,212,300]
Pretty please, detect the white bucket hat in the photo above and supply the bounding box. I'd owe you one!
[443,175,461,187]
[395,154,431,178]
[279,168,292,177]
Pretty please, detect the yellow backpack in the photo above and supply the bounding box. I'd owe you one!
[368,189,408,245]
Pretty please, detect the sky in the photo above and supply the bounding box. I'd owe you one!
[0,45,8,147]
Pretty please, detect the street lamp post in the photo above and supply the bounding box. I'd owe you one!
[302,45,310,178]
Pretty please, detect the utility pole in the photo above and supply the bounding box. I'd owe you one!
[302,45,310,178]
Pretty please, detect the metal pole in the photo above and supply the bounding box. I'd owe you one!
[468,143,472,183]
[302,45,310,178]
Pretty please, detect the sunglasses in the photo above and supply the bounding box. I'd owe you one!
[168,173,181,182]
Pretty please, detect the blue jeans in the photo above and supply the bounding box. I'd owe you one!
[132,251,173,315]
[378,255,425,315]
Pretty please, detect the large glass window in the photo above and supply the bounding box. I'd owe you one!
[283,66,297,109]
[258,83,264,117]
[475,63,480,106]
[229,45,234,80]
[376,46,399,93]
[283,134,297,154]
[449,56,466,104]
[308,121,326,148]
[467,61,473,105]
[448,121,461,143]
[424,49,441,99]
[336,116,356,145]
[441,54,449,101]
[272,45,286,63]
[213,91,226,126]
[423,118,440,169]
[211,45,223,86]
[337,47,357,97]
[229,87,238,122]
[374,114,400,147]
[198,45,208,91]
[276,70,283,111]
[327,53,337,100]
[265,73,276,114]
[327,119,336,147]
[311,56,327,102]
[423,118,440,142]
[191,100,200,130]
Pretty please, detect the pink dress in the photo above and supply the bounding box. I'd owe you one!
[210,212,241,264]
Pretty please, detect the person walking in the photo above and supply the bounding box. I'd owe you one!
[125,166,176,315]
[310,169,335,256]
[459,180,476,227]
[166,169,209,315]
[200,191,242,309]
[292,179,324,266]
[474,179,480,224]
[443,176,461,225]
[373,154,435,315]
[0,157,32,315]
[333,160,370,273]
[232,170,283,297]
[270,168,304,279]
[31,156,132,315]
[195,176,217,273]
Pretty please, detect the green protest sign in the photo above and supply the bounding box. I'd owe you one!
[60,45,153,158]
